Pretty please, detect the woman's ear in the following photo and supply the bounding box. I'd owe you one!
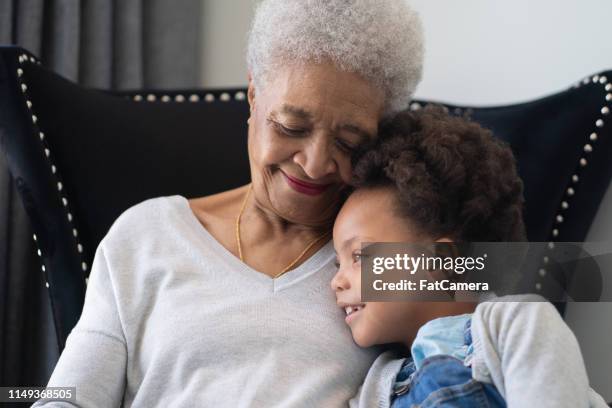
[247,73,256,114]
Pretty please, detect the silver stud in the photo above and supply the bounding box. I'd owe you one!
[539,268,547,277]
[593,75,600,83]
[606,84,612,91]
[548,242,555,249]
[45,282,50,288]
[567,187,575,196]
[561,201,569,210]
[44,148,50,157]
[51,165,56,174]
[600,76,608,84]
[32,115,37,124]
[133,95,143,102]
[33,234,38,241]
[57,181,63,191]
[85,277,89,285]
[234,91,246,101]
[17,68,23,77]
[552,229,559,237]
[535,283,542,291]
[72,228,78,237]
[29,56,35,63]
[146,94,156,102]
[571,174,579,183]
[81,262,87,271]
[161,95,171,102]
[21,83,27,92]
[67,213,72,222]
[62,197,68,206]
[596,119,604,128]
[607,94,612,101]
[543,256,549,264]
[580,158,587,167]
[189,94,200,102]
[175,94,185,103]
[42,265,46,272]
[77,244,83,253]
[220,92,230,102]
[37,249,42,256]
[590,132,598,141]
[556,214,564,223]
[582,78,590,85]
[602,107,610,116]
[584,144,593,153]
[18,55,24,63]
[204,93,215,102]
[26,100,32,109]
[39,132,44,140]
[410,102,421,111]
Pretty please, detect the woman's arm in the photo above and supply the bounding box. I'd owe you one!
[32,242,128,408]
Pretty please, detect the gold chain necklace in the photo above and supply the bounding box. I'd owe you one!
[235,183,331,278]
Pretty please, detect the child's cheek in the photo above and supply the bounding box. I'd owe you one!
[368,303,407,344]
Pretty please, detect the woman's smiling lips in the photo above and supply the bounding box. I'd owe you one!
[281,170,333,196]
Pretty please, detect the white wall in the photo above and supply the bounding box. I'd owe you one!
[409,0,612,105]
[200,0,612,400]
[199,0,255,88]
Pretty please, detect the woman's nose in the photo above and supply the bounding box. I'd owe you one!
[294,137,337,180]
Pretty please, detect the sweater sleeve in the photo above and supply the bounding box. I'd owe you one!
[471,296,591,408]
[32,241,128,408]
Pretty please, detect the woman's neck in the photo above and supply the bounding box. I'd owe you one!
[243,193,335,240]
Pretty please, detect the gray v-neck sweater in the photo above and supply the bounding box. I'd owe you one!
[33,196,379,407]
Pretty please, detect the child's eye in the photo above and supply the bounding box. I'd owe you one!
[352,252,362,263]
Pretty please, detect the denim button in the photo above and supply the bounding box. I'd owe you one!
[394,383,410,396]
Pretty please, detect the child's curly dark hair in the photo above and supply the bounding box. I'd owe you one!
[352,106,526,242]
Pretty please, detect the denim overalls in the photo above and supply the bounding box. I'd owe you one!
[391,317,506,408]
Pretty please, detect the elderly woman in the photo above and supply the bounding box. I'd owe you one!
[35,0,423,407]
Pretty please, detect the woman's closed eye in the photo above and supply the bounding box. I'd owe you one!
[335,138,358,154]
[268,119,308,137]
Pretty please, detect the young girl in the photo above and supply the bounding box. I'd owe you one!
[331,107,607,407]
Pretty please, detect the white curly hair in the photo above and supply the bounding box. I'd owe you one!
[246,0,424,117]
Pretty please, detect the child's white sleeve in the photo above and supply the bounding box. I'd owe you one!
[470,295,608,408]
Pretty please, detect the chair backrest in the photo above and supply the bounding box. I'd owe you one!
[1,46,611,350]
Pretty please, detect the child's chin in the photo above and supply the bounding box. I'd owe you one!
[351,330,375,348]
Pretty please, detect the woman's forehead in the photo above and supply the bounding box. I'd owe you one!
[261,63,385,120]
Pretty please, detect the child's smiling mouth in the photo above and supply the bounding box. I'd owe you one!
[342,304,366,324]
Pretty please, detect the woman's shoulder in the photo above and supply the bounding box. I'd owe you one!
[187,186,247,219]
[186,185,248,232]
[103,195,190,245]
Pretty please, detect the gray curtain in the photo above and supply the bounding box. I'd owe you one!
[0,0,201,389]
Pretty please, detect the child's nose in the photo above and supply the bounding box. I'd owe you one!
[331,269,351,292]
